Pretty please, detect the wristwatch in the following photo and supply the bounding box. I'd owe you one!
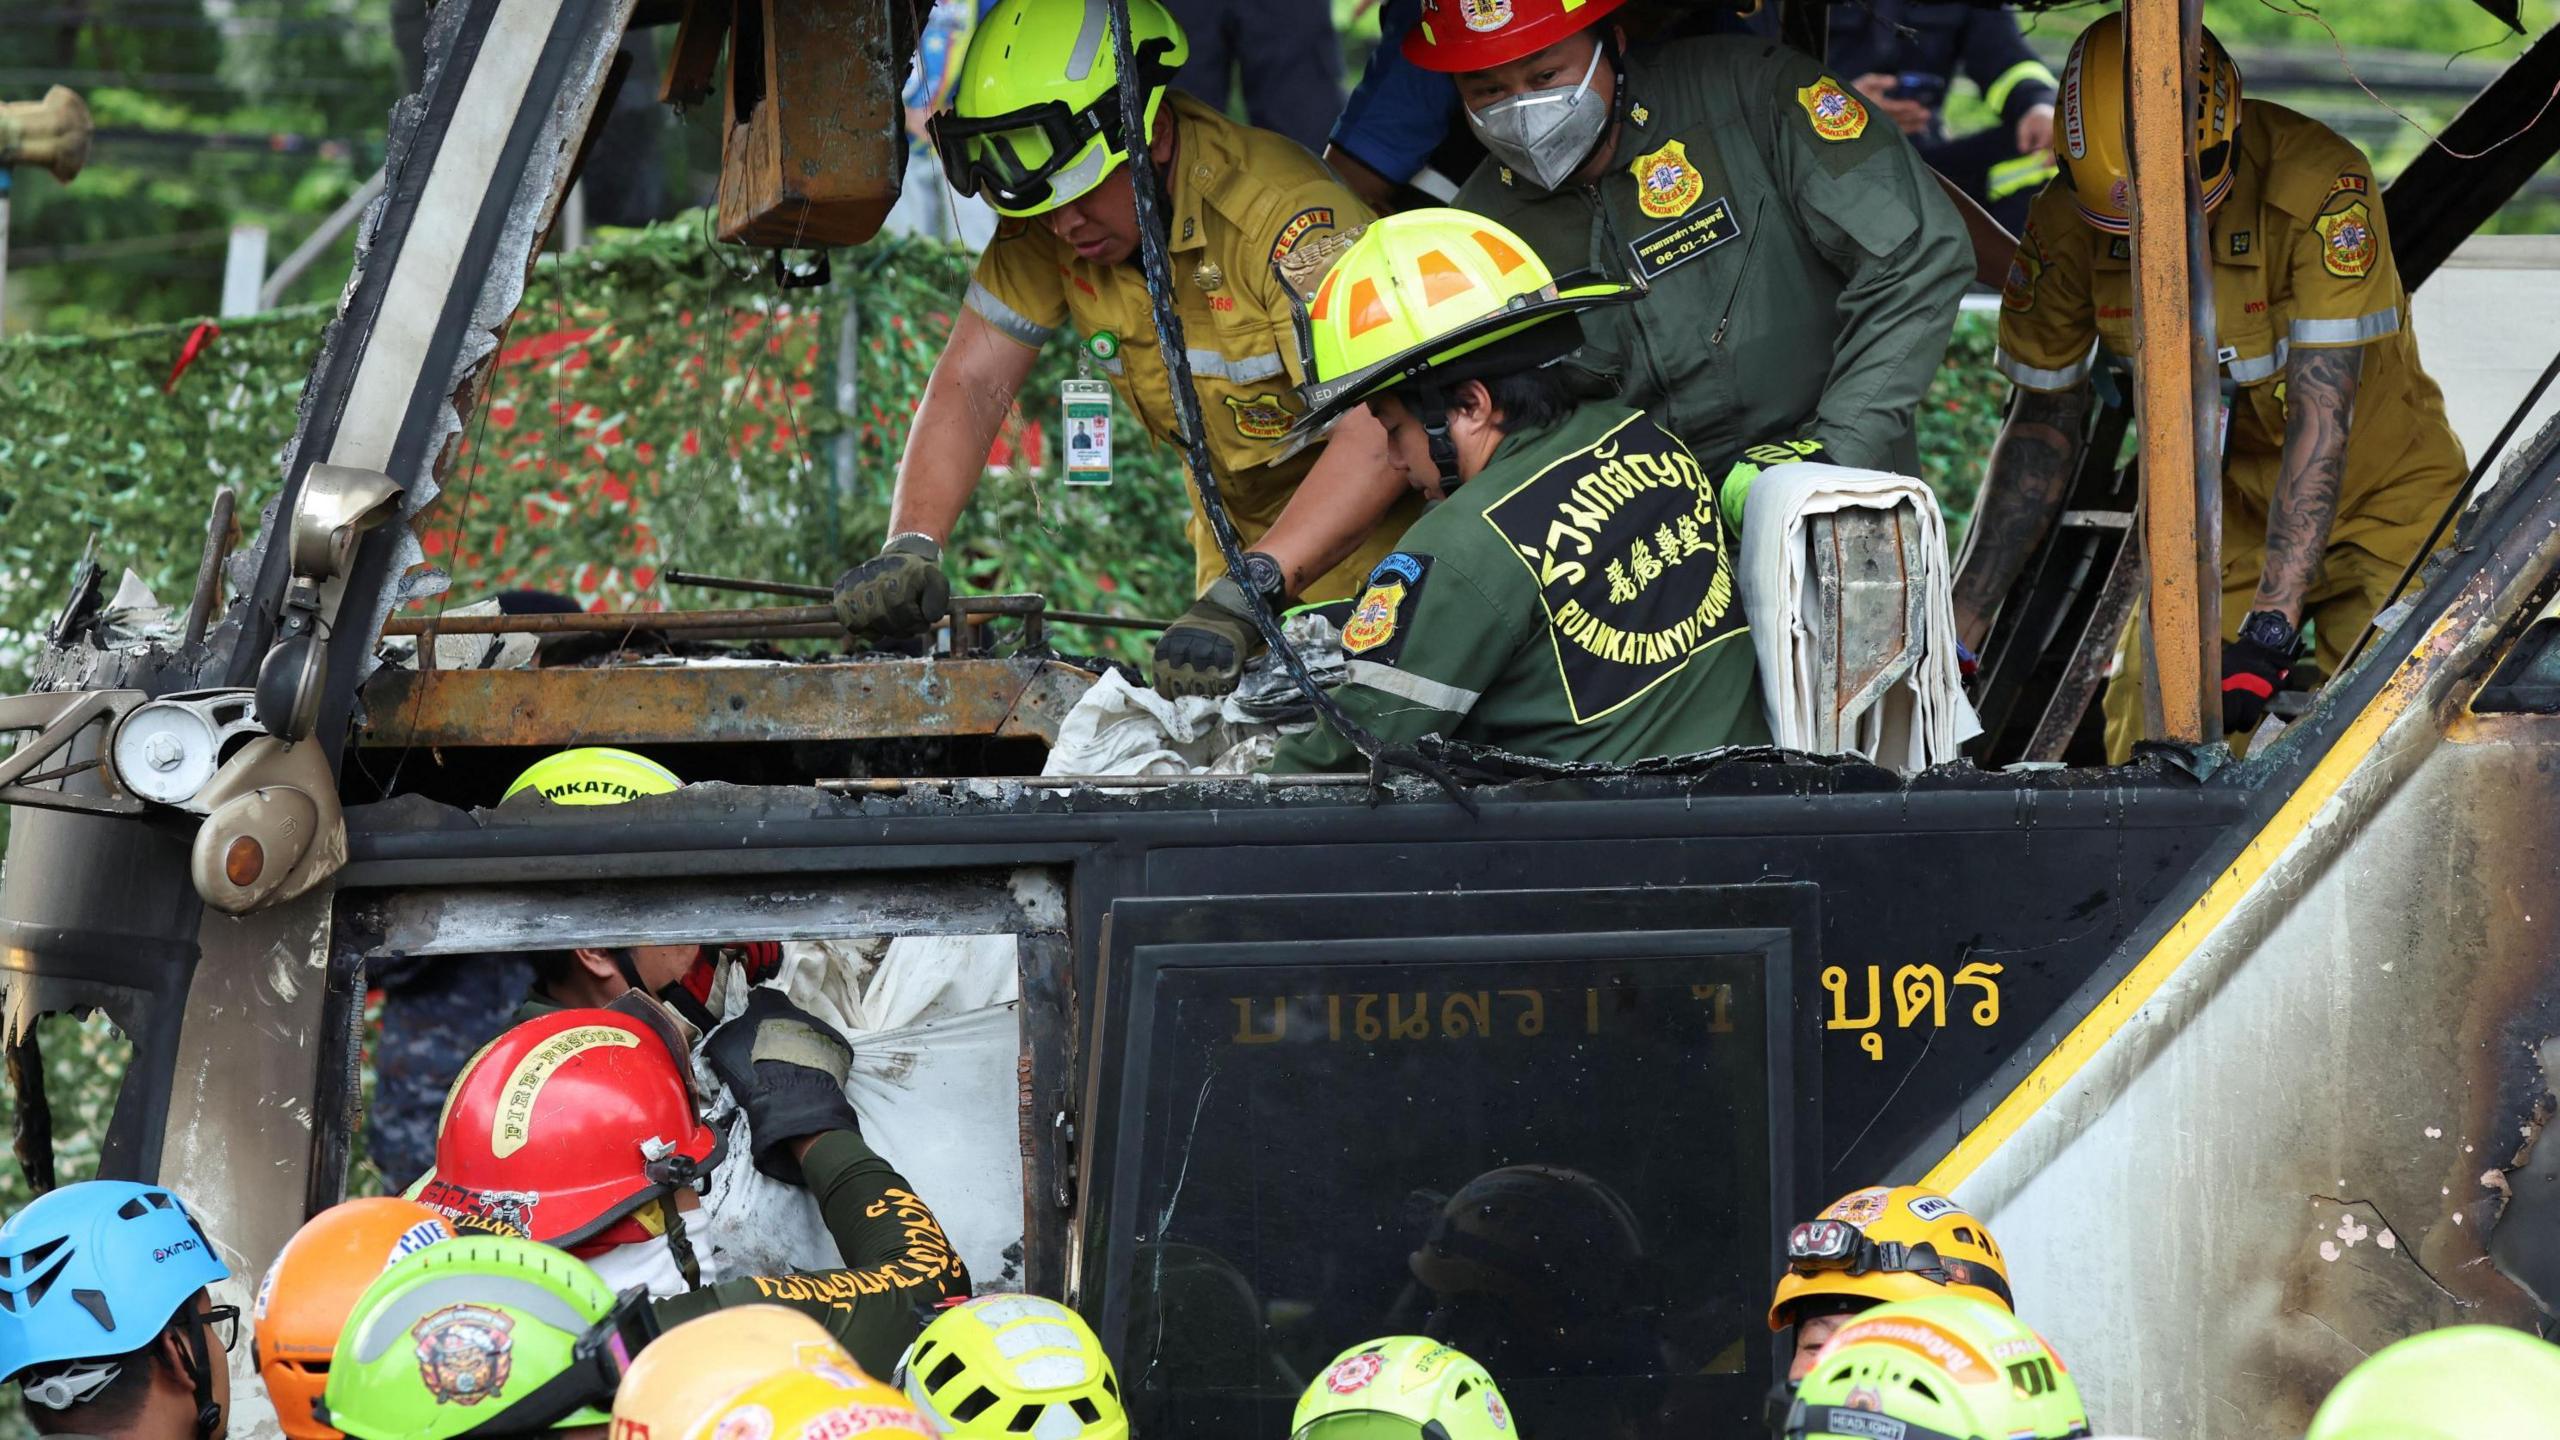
[1240,551,1286,606]
[2237,609,2298,655]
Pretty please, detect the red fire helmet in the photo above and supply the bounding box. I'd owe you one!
[412,1008,721,1253]
[1401,0,1628,75]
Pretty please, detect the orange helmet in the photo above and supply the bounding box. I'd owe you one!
[254,1198,457,1440]
[1401,0,1629,74]
[611,1306,862,1440]
[2056,12,2242,234]
[1766,1185,2013,1331]
[685,1365,938,1440]
[413,1008,721,1253]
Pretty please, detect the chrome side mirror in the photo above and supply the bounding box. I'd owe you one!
[287,463,403,582]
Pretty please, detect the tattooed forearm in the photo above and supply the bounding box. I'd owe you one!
[1951,384,2094,649]
[2254,345,2363,623]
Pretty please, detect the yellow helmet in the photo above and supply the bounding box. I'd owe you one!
[683,1366,935,1440]
[1767,1185,2014,1331]
[2056,12,2241,234]
[895,1295,1126,1440]
[611,1306,859,1440]
[1291,1337,1514,1440]
[1291,208,1635,435]
[928,0,1189,217]
[502,747,682,805]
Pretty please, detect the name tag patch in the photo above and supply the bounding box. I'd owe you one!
[1629,196,1739,281]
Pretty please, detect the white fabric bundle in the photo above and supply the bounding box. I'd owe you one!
[1737,462,1982,771]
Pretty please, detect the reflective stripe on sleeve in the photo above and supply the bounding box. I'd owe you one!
[2290,310,2401,347]
[1185,348,1287,384]
[1985,58,2059,115]
[1993,343,2094,391]
[1343,659,1481,715]
[2224,340,2288,385]
[963,281,1055,348]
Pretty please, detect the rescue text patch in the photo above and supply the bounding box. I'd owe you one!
[1270,207,1336,265]
[1480,413,1743,723]
[1629,196,1738,281]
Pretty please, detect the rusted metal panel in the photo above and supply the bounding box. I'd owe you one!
[357,658,1096,748]
[716,0,907,247]
[2125,0,2221,741]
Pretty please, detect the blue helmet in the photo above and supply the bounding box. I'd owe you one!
[0,1180,231,1407]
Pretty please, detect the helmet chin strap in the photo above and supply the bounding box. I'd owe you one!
[1409,390,1466,494]
[173,1313,221,1440]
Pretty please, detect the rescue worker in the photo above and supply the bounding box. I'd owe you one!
[1263,211,1768,772]
[412,1003,969,1375]
[2306,1324,2560,1438]
[1421,0,1974,481]
[1825,3,2059,233]
[895,1295,1130,1440]
[253,1198,458,1439]
[1783,1296,2091,1440]
[1767,1184,2014,1384]
[0,1182,237,1440]
[611,1306,867,1440]
[833,0,1423,698]
[501,748,780,1030]
[1953,14,2467,759]
[320,1237,631,1440]
[1288,1337,1515,1440]
[1402,1165,1656,1381]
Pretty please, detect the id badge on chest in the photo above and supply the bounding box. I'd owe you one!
[1062,378,1113,486]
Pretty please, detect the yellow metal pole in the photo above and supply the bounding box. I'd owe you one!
[2124,0,2222,741]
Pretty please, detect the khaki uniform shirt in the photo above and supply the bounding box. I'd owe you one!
[1996,102,2466,566]
[964,93,1421,601]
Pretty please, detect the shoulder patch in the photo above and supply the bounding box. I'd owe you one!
[1270,207,1338,266]
[2002,223,2047,312]
[2315,201,2376,279]
[1796,77,1869,142]
[1342,553,1429,663]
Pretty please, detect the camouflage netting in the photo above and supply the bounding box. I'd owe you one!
[0,220,1207,682]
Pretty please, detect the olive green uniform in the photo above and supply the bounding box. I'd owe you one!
[1453,36,1972,473]
[649,1130,969,1376]
[510,995,968,1376]
[1270,404,1767,771]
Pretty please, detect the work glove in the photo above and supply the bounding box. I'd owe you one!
[831,533,949,640]
[702,987,864,1185]
[2219,633,2293,736]
[1152,552,1284,698]
[1718,437,1828,533]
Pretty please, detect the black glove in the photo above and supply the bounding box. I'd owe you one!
[832,533,949,639]
[2220,633,2293,735]
[702,987,863,1184]
[1152,553,1284,698]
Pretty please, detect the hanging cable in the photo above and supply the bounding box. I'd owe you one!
[1097,0,1475,811]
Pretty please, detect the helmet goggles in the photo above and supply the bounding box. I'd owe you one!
[1783,1221,2016,1311]
[928,37,1179,214]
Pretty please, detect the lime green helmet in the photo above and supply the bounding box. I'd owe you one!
[928,0,1189,217]
[1290,209,1635,437]
[1290,1336,1515,1440]
[1787,1297,2090,1440]
[2307,1324,2560,1440]
[501,747,681,806]
[894,1294,1128,1440]
[319,1237,618,1440]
